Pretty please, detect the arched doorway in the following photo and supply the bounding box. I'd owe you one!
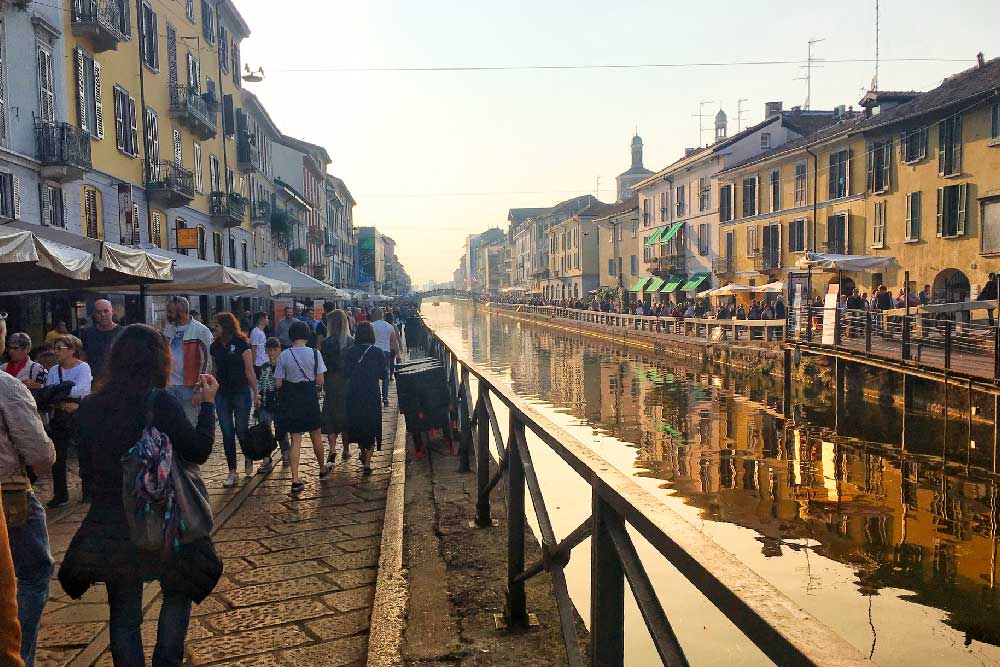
[933,269,970,303]
[827,275,856,297]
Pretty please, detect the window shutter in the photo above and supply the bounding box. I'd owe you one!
[173,128,182,165]
[11,175,18,219]
[39,183,52,226]
[60,188,68,228]
[952,116,962,175]
[128,96,138,156]
[167,23,178,93]
[938,123,946,176]
[866,144,874,191]
[151,11,159,70]
[845,150,852,196]
[957,183,967,236]
[828,154,837,200]
[905,193,912,239]
[936,187,944,237]
[75,48,88,132]
[37,48,55,123]
[132,202,140,243]
[193,142,202,192]
[79,185,87,233]
[93,60,104,139]
[776,224,782,268]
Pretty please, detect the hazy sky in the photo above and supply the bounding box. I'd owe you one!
[238,0,998,287]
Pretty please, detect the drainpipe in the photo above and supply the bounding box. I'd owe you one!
[805,146,819,252]
[215,1,233,272]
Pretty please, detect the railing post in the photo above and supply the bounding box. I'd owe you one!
[994,326,1000,380]
[806,305,813,343]
[506,416,528,628]
[944,319,953,370]
[475,384,492,527]
[590,488,624,667]
[865,310,872,353]
[901,314,911,361]
[834,301,842,346]
[458,365,472,473]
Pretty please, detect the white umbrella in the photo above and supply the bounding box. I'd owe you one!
[256,261,340,299]
[134,247,263,295]
[757,281,784,293]
[710,283,756,297]
[794,252,895,271]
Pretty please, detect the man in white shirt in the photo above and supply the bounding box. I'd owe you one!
[369,308,399,407]
[163,296,214,424]
[249,312,269,376]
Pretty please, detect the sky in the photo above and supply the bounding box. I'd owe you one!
[238,0,1000,287]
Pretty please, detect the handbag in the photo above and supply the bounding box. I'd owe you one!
[1,478,30,528]
[242,411,277,461]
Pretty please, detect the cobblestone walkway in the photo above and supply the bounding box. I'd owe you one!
[32,395,399,667]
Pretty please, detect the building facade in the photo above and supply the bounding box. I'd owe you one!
[544,202,610,300]
[596,198,642,292]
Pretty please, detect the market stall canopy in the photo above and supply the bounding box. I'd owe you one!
[794,253,896,272]
[256,261,345,299]
[129,247,266,295]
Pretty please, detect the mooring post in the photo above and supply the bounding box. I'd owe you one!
[591,488,625,667]
[506,416,528,628]
[475,384,492,527]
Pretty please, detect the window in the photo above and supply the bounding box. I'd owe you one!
[992,103,1000,143]
[828,150,850,199]
[659,191,667,222]
[607,258,614,276]
[231,38,240,88]
[38,184,64,227]
[827,213,849,254]
[37,44,55,123]
[793,162,807,206]
[905,192,921,242]
[901,128,927,163]
[185,0,194,21]
[241,240,248,269]
[789,218,807,252]
[197,225,207,260]
[699,177,711,212]
[742,176,758,217]
[186,51,201,91]
[81,186,101,239]
[936,183,967,238]
[175,218,188,254]
[698,223,709,255]
[769,169,780,212]
[113,85,138,156]
[210,155,220,191]
[201,0,216,43]
[938,115,962,177]
[760,133,771,149]
[0,172,19,220]
[193,142,203,192]
[675,184,686,217]
[631,220,637,238]
[172,128,182,165]
[212,231,223,264]
[218,24,228,73]
[229,236,236,267]
[872,200,886,248]
[74,48,104,138]
[719,184,733,222]
[982,200,1000,254]
[746,225,758,256]
[140,2,158,70]
[629,255,637,275]
[642,197,649,226]
[868,140,891,193]
[150,209,164,247]
[143,107,159,181]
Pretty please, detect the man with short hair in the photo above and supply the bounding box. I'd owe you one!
[250,312,269,376]
[81,299,119,381]
[276,306,295,349]
[163,296,214,424]
[370,308,400,407]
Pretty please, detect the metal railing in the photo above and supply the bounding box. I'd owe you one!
[645,252,685,273]
[753,250,780,271]
[423,322,870,667]
[71,0,126,44]
[711,255,733,274]
[35,121,92,170]
[209,191,246,226]
[169,85,218,138]
[237,133,260,171]
[145,160,195,201]
[491,303,785,343]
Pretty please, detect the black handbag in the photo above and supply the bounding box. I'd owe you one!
[242,411,277,461]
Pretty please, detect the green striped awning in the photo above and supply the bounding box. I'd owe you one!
[644,228,666,246]
[629,277,650,292]
[659,222,684,244]
[646,277,665,292]
[680,272,710,291]
[661,275,685,293]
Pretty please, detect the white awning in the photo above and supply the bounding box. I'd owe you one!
[256,261,343,299]
[795,253,896,272]
[134,247,266,295]
[757,281,785,293]
[708,282,756,297]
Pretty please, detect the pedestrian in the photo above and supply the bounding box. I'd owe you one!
[918,284,932,305]
[81,299,120,382]
[258,337,288,468]
[274,320,327,495]
[59,324,223,667]
[321,309,353,468]
[1,322,56,667]
[163,296,214,426]
[369,308,400,407]
[2,333,47,389]
[45,321,68,347]
[44,335,92,508]
[275,305,295,349]
[303,306,327,348]
[981,272,998,325]
[344,322,386,476]
[249,312,269,377]
[210,313,260,487]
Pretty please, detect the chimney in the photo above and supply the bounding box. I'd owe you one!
[833,104,847,119]
[684,147,698,157]
[978,52,986,68]
[764,101,783,119]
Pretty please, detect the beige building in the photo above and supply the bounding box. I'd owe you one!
[544,202,611,300]
[596,197,642,295]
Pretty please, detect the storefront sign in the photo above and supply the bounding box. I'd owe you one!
[176,227,199,250]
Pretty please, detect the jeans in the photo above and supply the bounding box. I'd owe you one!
[165,385,199,426]
[381,350,392,402]
[107,579,192,667]
[216,389,252,470]
[7,495,52,667]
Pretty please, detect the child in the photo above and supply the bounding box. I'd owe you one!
[258,337,290,468]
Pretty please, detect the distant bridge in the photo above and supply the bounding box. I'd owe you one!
[412,288,469,301]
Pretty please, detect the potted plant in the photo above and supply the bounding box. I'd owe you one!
[288,248,308,268]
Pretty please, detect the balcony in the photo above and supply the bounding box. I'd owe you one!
[36,122,92,182]
[645,252,686,275]
[309,264,326,280]
[71,0,127,53]
[237,133,261,172]
[324,242,336,257]
[209,192,247,228]
[712,255,734,275]
[753,250,781,272]
[306,227,325,245]
[169,85,218,140]
[822,240,847,254]
[249,200,271,225]
[146,161,194,208]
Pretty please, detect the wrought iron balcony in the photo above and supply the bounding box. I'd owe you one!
[36,122,92,182]
[712,255,734,275]
[822,240,847,255]
[323,242,336,257]
[645,252,686,275]
[209,192,247,228]
[71,0,127,52]
[169,85,218,140]
[249,199,271,225]
[753,250,781,272]
[146,160,194,208]
[306,226,325,244]
[237,133,260,172]
[309,263,326,280]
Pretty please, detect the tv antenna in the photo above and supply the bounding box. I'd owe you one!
[692,100,715,147]
[873,0,880,92]
[736,98,749,132]
[795,38,825,109]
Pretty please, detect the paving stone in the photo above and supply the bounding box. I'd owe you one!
[328,568,377,590]
[191,596,230,618]
[214,539,270,558]
[232,559,330,585]
[187,625,310,664]
[206,655,284,667]
[220,575,340,608]
[41,602,108,624]
[244,542,344,568]
[140,617,213,645]
[213,526,276,542]
[204,598,330,633]
[321,550,378,571]
[36,621,105,647]
[278,636,368,667]
[336,522,383,539]
[263,528,347,551]
[320,586,375,614]
[34,647,82,667]
[304,609,371,640]
[337,536,381,553]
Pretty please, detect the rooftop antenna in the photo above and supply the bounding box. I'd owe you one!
[795,38,825,109]
[692,100,715,146]
[873,0,880,92]
[736,98,748,131]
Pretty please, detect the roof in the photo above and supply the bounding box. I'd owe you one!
[594,196,639,222]
[240,91,282,137]
[276,135,332,166]
[274,178,312,210]
[618,164,654,178]
[326,175,356,206]
[218,0,251,38]
[508,208,547,226]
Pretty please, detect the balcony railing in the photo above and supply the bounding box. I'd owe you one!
[169,85,218,140]
[237,133,260,172]
[146,160,194,208]
[712,255,734,275]
[71,0,126,52]
[209,192,246,228]
[309,263,326,280]
[753,250,781,272]
[249,200,271,225]
[822,240,847,254]
[645,252,686,274]
[36,122,92,182]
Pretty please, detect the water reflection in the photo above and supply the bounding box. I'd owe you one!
[426,300,1000,664]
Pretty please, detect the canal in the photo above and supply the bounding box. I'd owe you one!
[421,298,1000,666]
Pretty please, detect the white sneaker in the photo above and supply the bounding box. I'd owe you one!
[223,471,237,488]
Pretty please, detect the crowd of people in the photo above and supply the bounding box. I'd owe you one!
[0,297,411,666]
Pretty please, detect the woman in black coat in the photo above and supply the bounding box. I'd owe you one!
[344,322,386,475]
[59,325,222,667]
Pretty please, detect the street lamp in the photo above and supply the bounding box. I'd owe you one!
[242,65,264,83]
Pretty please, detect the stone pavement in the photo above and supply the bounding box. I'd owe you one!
[31,395,400,667]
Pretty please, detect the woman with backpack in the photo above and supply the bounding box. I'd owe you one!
[274,320,326,495]
[59,324,222,667]
[344,322,387,476]
[320,310,353,468]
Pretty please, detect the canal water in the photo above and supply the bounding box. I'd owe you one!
[421,298,1000,666]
